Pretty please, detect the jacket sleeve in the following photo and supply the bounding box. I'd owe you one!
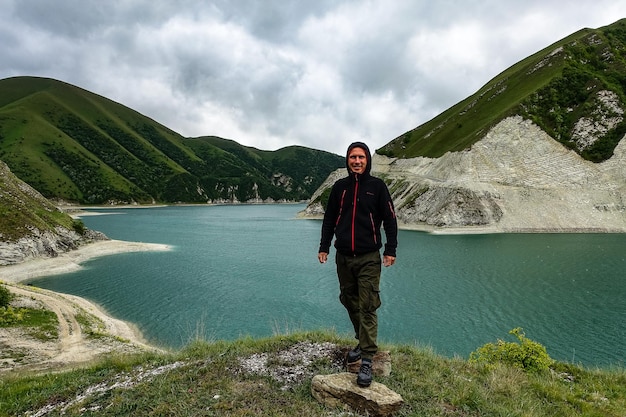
[380,183,398,257]
[319,184,339,253]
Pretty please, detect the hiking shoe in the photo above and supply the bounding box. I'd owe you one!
[357,358,373,387]
[347,345,361,363]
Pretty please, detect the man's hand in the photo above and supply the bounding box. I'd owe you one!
[383,255,396,267]
[318,252,328,263]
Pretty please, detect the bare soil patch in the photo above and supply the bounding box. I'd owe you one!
[1,283,162,373]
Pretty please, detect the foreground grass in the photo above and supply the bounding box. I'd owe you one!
[0,331,624,416]
[1,307,58,342]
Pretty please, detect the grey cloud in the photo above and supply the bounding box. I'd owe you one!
[339,35,416,98]
[210,0,337,43]
[166,35,304,128]
[13,0,113,38]
[1,0,625,155]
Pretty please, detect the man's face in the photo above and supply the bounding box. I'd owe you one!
[348,147,367,174]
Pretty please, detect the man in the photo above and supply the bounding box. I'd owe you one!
[318,141,398,387]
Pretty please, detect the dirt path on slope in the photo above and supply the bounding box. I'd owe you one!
[0,283,163,373]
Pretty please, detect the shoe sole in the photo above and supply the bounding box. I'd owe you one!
[357,380,371,387]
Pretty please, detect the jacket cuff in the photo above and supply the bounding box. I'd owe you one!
[383,246,396,257]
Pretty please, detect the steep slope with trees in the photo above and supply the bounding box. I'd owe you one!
[0,160,105,265]
[379,19,626,163]
[0,77,343,204]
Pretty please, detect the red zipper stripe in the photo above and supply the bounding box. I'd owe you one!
[351,175,359,253]
[388,201,396,218]
[370,213,377,244]
[335,189,347,226]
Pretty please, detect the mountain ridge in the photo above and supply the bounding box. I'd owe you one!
[379,19,626,163]
[305,19,626,232]
[0,76,344,205]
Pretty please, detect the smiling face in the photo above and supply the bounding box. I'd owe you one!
[348,147,367,174]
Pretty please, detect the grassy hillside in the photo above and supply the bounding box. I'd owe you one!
[187,137,345,198]
[380,19,626,162]
[0,160,79,242]
[0,330,624,416]
[0,77,343,204]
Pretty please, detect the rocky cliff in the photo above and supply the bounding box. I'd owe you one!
[0,160,107,266]
[302,116,626,233]
[0,226,107,266]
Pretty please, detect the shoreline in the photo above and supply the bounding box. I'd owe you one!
[0,240,173,356]
[295,210,626,234]
[62,201,307,212]
[0,239,173,283]
[71,205,626,235]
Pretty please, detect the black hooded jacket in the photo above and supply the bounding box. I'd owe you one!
[319,142,398,257]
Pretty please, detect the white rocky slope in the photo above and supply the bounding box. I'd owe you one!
[302,116,626,233]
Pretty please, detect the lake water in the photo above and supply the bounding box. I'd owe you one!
[28,204,626,368]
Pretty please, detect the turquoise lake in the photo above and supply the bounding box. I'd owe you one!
[28,204,626,368]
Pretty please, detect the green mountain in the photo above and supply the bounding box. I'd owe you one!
[0,77,343,204]
[379,18,626,163]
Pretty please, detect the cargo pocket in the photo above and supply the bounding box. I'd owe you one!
[365,281,381,312]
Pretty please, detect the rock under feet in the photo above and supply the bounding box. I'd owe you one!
[311,372,403,417]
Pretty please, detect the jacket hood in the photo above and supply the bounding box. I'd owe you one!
[346,142,372,176]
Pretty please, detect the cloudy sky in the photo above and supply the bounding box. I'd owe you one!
[1,1,625,155]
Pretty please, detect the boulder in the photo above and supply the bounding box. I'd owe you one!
[311,373,403,417]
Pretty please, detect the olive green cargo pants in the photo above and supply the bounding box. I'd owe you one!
[336,251,382,360]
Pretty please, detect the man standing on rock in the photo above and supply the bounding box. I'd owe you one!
[318,141,398,387]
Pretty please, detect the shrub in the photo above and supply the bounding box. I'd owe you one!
[0,306,25,325]
[469,327,554,373]
[72,219,86,235]
[318,187,332,210]
[0,284,12,309]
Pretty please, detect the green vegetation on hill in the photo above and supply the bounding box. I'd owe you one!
[186,137,344,202]
[0,77,343,204]
[0,161,80,242]
[0,331,624,416]
[380,19,626,162]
